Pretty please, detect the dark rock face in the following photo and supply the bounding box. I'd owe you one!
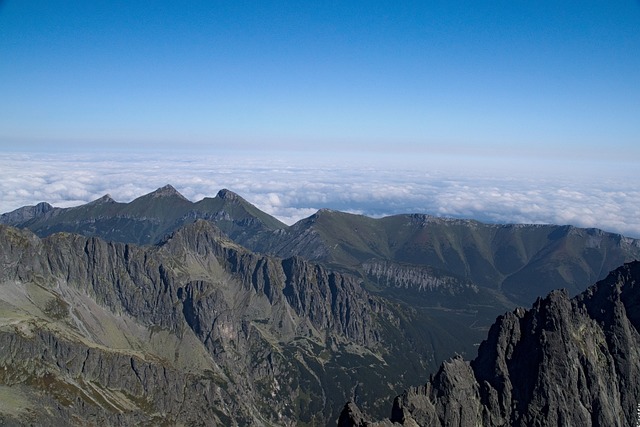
[342,261,640,427]
[0,221,441,425]
[338,402,370,427]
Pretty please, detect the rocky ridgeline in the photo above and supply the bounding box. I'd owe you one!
[339,261,640,427]
[163,221,382,345]
[4,187,640,425]
[0,186,288,247]
[362,259,478,294]
[0,222,394,425]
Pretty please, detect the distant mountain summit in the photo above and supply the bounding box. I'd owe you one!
[217,187,242,201]
[147,183,188,199]
[86,193,116,205]
[0,201,55,224]
[0,185,287,246]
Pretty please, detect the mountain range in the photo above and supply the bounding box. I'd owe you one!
[1,186,639,425]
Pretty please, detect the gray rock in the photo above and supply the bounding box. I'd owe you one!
[352,261,640,427]
[0,221,428,425]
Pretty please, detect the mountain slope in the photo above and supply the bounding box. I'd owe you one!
[0,221,465,425]
[264,211,640,305]
[258,210,640,354]
[339,261,640,427]
[5,188,638,310]
[3,187,639,377]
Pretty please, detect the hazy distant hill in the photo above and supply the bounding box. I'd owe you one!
[340,261,640,427]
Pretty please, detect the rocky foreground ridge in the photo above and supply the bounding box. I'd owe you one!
[0,221,417,426]
[339,261,640,427]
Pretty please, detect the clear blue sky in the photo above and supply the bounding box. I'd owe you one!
[1,1,639,159]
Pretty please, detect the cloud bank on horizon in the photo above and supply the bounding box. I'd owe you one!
[1,3,638,241]
[1,152,638,239]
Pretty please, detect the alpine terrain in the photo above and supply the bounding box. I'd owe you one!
[1,186,639,425]
[339,261,640,427]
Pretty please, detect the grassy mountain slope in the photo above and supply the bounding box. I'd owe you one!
[1,185,287,246]
[266,211,640,305]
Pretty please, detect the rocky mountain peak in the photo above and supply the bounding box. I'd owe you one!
[0,201,55,226]
[34,201,54,212]
[149,184,188,200]
[308,208,340,222]
[216,188,243,202]
[159,218,230,250]
[87,193,115,205]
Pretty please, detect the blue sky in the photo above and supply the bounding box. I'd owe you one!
[1,1,639,158]
[1,2,640,237]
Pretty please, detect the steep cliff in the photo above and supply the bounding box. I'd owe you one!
[341,261,640,427]
[0,221,441,425]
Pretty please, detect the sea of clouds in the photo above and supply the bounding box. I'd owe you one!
[1,151,639,238]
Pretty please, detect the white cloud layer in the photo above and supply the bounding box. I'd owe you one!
[1,151,639,238]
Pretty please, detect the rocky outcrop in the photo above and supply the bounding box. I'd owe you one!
[362,259,478,294]
[342,261,640,427]
[338,402,371,427]
[0,222,427,425]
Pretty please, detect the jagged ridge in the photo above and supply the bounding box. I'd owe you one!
[0,221,433,425]
[340,261,640,427]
